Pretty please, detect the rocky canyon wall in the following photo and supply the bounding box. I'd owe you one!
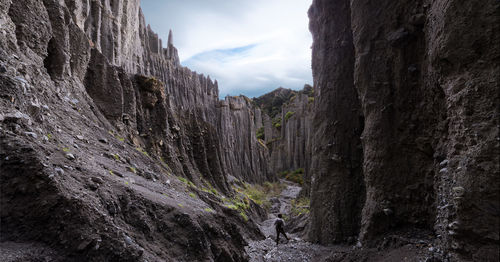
[307,0,499,260]
[41,0,269,192]
[0,0,269,260]
[254,87,314,177]
[266,91,313,176]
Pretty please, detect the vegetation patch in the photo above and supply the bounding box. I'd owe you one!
[308,97,314,104]
[273,117,282,129]
[128,166,137,174]
[179,176,197,189]
[200,179,219,196]
[159,156,170,169]
[112,153,121,162]
[279,168,304,185]
[223,189,251,221]
[285,111,295,121]
[256,127,265,140]
[262,181,286,198]
[291,197,310,216]
[135,147,150,157]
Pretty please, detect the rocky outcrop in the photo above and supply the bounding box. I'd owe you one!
[253,86,314,177]
[307,0,499,260]
[0,0,269,261]
[307,0,365,244]
[254,87,297,119]
[265,89,313,176]
[217,96,271,183]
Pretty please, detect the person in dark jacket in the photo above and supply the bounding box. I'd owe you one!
[274,214,289,245]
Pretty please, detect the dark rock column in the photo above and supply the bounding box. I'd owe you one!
[307,0,364,244]
[349,0,438,242]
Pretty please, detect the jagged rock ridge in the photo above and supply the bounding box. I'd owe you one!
[0,0,270,261]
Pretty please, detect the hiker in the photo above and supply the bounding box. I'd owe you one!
[274,214,289,245]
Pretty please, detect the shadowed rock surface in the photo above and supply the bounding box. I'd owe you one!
[307,0,499,261]
[0,0,268,261]
[1,0,498,261]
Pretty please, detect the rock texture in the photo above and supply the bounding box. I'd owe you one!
[267,90,313,175]
[217,96,271,183]
[307,0,499,260]
[254,86,314,176]
[0,0,269,261]
[307,0,365,244]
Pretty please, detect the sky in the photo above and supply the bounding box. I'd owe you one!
[140,0,313,98]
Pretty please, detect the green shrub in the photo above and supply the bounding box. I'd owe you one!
[291,197,310,216]
[278,170,289,178]
[285,111,295,121]
[279,168,304,185]
[189,192,196,198]
[273,117,282,129]
[256,127,265,140]
[285,172,303,185]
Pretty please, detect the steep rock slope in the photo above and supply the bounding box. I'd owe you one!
[0,0,269,261]
[308,0,499,260]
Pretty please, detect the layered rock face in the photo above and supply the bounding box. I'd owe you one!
[0,0,268,261]
[308,0,499,260]
[217,96,271,183]
[266,91,313,176]
[254,86,314,177]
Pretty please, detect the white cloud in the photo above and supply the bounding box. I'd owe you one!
[141,0,312,97]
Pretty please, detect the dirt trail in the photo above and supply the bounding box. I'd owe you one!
[245,181,441,262]
[246,181,336,262]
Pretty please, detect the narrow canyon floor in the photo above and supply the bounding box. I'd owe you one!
[245,181,441,262]
[246,180,333,261]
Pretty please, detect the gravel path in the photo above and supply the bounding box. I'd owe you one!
[246,181,333,262]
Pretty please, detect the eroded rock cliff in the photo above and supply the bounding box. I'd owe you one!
[0,0,269,261]
[254,86,313,177]
[307,0,499,260]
